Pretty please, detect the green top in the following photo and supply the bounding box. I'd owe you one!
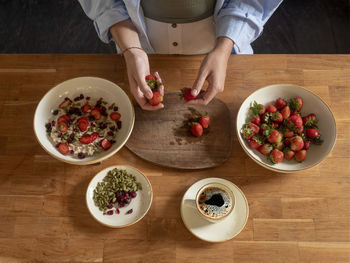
[141,0,216,23]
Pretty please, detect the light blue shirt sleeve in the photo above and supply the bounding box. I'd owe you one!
[215,0,283,54]
[78,0,130,43]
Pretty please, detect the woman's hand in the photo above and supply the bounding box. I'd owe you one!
[187,37,234,106]
[124,49,164,110]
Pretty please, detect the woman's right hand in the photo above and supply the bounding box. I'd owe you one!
[123,49,164,111]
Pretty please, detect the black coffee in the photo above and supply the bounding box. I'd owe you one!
[197,186,232,219]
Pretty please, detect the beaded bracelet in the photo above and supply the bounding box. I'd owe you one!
[121,47,145,57]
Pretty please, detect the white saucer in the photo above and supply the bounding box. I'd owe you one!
[180,178,249,242]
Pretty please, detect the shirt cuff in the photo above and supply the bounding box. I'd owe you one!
[216,11,263,54]
[94,8,130,43]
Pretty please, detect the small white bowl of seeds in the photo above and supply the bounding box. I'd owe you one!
[86,165,153,228]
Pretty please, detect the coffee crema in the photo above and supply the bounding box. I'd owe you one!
[197,186,232,219]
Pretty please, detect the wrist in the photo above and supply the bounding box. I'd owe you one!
[213,37,234,59]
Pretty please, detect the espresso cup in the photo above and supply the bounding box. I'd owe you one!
[195,182,235,223]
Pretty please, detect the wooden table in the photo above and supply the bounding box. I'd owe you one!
[0,55,349,263]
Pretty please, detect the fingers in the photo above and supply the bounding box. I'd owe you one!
[191,70,206,97]
[154,71,165,96]
[135,74,153,100]
[186,85,218,106]
[131,83,164,111]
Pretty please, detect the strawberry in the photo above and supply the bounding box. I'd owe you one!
[199,114,210,129]
[281,106,291,119]
[297,125,304,135]
[271,122,279,129]
[57,143,69,155]
[81,104,91,113]
[248,137,262,149]
[273,141,284,151]
[110,112,121,121]
[251,115,261,126]
[59,98,72,109]
[57,114,70,125]
[295,150,307,162]
[271,112,283,123]
[275,98,287,110]
[291,112,301,118]
[179,88,196,102]
[80,135,92,144]
[260,123,270,135]
[90,132,99,142]
[284,149,295,160]
[248,123,260,134]
[266,104,277,113]
[288,114,303,129]
[101,138,112,150]
[77,116,89,132]
[284,138,291,147]
[306,128,320,139]
[250,101,266,116]
[149,91,163,106]
[258,144,273,156]
[145,75,155,81]
[190,123,203,137]
[269,148,284,164]
[58,122,68,133]
[267,130,282,143]
[261,112,271,123]
[284,129,294,138]
[304,140,311,150]
[290,136,304,151]
[290,97,303,112]
[90,107,101,120]
[303,114,318,128]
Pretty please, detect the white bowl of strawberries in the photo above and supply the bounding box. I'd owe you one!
[236,84,336,173]
[34,77,135,165]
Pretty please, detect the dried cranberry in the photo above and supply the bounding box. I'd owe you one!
[70,150,74,154]
[55,143,60,148]
[110,140,116,144]
[116,121,122,129]
[51,120,55,126]
[124,198,131,205]
[74,97,80,102]
[126,209,133,214]
[57,133,62,138]
[79,94,84,99]
[119,202,125,208]
[53,109,59,115]
[45,123,51,129]
[110,126,115,131]
[86,96,90,100]
[88,116,95,121]
[130,191,137,198]
[113,106,118,111]
[106,210,113,215]
[107,203,113,209]
[78,152,85,159]
[107,131,114,137]
[116,208,120,214]
[64,97,70,100]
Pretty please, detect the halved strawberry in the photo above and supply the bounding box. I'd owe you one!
[110,112,121,121]
[81,104,91,113]
[101,138,112,150]
[80,135,92,144]
[58,143,69,155]
[58,122,68,133]
[57,114,70,125]
[179,88,196,102]
[90,132,98,142]
[59,98,72,109]
[90,107,101,120]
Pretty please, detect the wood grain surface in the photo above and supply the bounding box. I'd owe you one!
[0,54,350,263]
[126,92,232,169]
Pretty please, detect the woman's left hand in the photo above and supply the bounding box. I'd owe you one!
[186,37,234,106]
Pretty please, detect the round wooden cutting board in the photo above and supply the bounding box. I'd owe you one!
[125,92,233,169]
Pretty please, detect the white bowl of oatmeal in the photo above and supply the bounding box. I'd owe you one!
[33,77,135,165]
